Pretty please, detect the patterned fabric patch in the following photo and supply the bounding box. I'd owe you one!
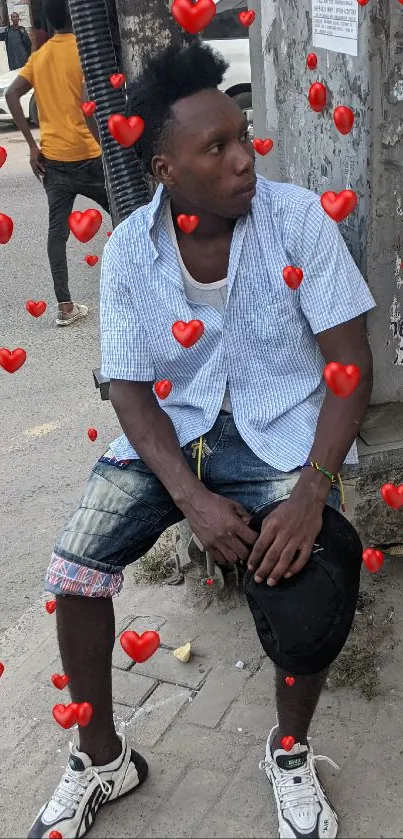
[45,552,123,597]
[98,449,132,469]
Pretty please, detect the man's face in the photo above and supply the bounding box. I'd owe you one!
[153,88,256,220]
[11,12,19,26]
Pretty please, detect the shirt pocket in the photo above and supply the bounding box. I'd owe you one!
[248,294,302,348]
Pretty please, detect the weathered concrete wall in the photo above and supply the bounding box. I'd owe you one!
[249,0,403,405]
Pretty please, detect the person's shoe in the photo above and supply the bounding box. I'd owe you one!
[259,724,339,838]
[56,304,89,326]
[27,734,148,838]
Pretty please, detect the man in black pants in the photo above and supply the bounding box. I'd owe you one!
[5,11,32,71]
[28,40,376,839]
[6,0,109,327]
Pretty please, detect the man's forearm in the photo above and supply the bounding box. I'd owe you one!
[5,91,36,149]
[297,360,373,500]
[109,381,206,512]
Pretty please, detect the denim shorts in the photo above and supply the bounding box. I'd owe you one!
[45,412,340,598]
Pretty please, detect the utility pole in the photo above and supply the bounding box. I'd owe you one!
[115,0,188,84]
[114,0,197,576]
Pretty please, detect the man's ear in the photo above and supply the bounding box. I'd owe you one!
[151,155,176,188]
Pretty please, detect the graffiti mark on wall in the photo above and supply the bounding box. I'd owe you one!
[390,296,403,365]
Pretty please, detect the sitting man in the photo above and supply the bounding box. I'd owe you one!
[29,40,376,839]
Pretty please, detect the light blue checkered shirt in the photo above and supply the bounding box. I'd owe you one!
[100,175,376,470]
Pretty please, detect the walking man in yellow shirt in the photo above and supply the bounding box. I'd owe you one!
[6,0,109,326]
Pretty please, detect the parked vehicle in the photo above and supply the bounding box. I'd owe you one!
[203,0,253,136]
[0,68,38,124]
[0,0,252,135]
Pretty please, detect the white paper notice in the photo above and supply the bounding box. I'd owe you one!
[312,0,358,57]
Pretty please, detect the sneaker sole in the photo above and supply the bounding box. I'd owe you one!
[56,312,88,327]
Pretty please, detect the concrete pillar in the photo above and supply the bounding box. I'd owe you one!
[249,0,403,405]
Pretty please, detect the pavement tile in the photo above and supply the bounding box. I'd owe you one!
[193,744,272,838]
[133,645,211,689]
[141,766,228,839]
[182,663,252,728]
[112,668,158,708]
[1,719,69,794]
[123,682,191,749]
[158,721,248,770]
[112,615,166,672]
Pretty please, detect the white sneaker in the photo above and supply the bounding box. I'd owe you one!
[260,725,339,838]
[56,304,89,326]
[27,734,148,838]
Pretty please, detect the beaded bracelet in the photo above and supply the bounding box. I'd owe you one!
[301,460,346,512]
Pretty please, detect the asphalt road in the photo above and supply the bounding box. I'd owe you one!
[0,124,119,634]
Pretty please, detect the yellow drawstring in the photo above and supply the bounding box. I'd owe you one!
[197,435,203,481]
[337,473,346,512]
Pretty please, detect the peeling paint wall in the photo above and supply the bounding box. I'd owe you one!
[249,0,403,404]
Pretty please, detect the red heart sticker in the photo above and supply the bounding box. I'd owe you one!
[362,548,384,573]
[177,214,200,234]
[108,114,145,148]
[206,578,214,586]
[120,630,161,663]
[81,101,96,117]
[283,266,303,290]
[49,832,63,839]
[285,676,295,687]
[0,212,14,244]
[51,674,70,690]
[85,255,98,267]
[320,190,357,222]
[172,319,204,348]
[76,702,93,727]
[357,0,369,5]
[171,0,216,33]
[333,106,354,135]
[45,600,57,614]
[110,73,126,89]
[238,9,255,26]
[308,82,327,113]
[52,703,77,729]
[0,147,7,168]
[281,736,296,752]
[26,300,47,318]
[0,347,27,373]
[88,427,98,442]
[68,209,102,243]
[306,53,318,70]
[253,138,273,156]
[380,483,403,510]
[324,362,361,398]
[0,662,4,677]
[154,380,172,399]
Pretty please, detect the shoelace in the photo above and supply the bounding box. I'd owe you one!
[259,753,339,810]
[53,765,112,810]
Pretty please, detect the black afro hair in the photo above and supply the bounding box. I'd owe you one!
[126,39,229,175]
[43,0,71,30]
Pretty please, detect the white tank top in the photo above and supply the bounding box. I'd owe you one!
[165,199,232,413]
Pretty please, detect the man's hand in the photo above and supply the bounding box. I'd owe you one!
[30,145,45,180]
[247,488,325,585]
[183,489,258,566]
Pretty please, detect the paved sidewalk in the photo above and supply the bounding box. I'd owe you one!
[1,560,403,839]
